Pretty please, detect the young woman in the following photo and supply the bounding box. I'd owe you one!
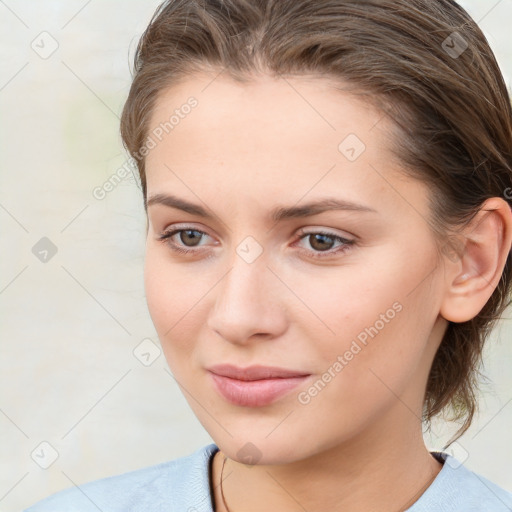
[26,0,512,510]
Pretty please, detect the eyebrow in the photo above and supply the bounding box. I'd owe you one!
[146,193,377,222]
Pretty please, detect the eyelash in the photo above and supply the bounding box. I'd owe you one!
[156,226,355,260]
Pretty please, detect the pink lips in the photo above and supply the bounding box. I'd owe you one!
[207,364,311,407]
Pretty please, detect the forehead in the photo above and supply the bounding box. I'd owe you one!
[143,73,428,222]
[147,72,387,150]
[146,73,390,169]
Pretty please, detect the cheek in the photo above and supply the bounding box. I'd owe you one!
[295,248,438,388]
[144,250,188,347]
[288,260,402,343]
[144,249,170,329]
[144,247,200,327]
[293,293,430,436]
[143,248,214,367]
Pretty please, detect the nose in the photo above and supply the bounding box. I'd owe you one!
[206,252,288,345]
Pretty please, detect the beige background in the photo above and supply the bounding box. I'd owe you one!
[0,1,511,511]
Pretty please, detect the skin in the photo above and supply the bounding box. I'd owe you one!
[143,72,512,512]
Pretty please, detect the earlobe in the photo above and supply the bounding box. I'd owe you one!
[440,197,512,324]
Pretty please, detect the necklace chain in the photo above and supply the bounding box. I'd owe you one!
[219,454,232,512]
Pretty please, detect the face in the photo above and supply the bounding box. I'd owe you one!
[143,72,449,465]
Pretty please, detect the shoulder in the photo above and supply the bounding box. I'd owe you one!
[23,443,219,512]
[410,452,512,512]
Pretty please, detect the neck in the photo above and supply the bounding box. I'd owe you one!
[212,405,443,512]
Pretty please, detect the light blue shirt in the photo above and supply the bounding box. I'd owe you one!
[24,443,512,511]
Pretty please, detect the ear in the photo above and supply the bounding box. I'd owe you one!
[440,197,512,323]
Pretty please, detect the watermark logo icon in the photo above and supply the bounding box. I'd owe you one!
[338,133,366,162]
[31,441,59,469]
[32,237,58,263]
[133,338,161,366]
[442,32,468,59]
[443,441,469,469]
[236,236,263,264]
[441,236,465,264]
[31,31,59,59]
[236,442,262,466]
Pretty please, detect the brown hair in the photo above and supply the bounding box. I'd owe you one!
[120,0,512,443]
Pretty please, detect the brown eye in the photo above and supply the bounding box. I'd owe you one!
[308,233,336,252]
[178,229,204,247]
[156,226,212,255]
[294,230,355,259]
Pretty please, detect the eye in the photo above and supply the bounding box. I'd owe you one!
[293,229,355,259]
[156,225,355,259]
[156,227,212,255]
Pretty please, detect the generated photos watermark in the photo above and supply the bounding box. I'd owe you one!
[298,301,403,405]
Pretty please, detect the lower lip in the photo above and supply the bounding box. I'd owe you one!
[209,372,310,407]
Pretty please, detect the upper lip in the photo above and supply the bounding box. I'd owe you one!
[207,364,311,381]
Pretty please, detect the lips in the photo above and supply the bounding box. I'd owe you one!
[207,364,311,407]
[207,364,311,380]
